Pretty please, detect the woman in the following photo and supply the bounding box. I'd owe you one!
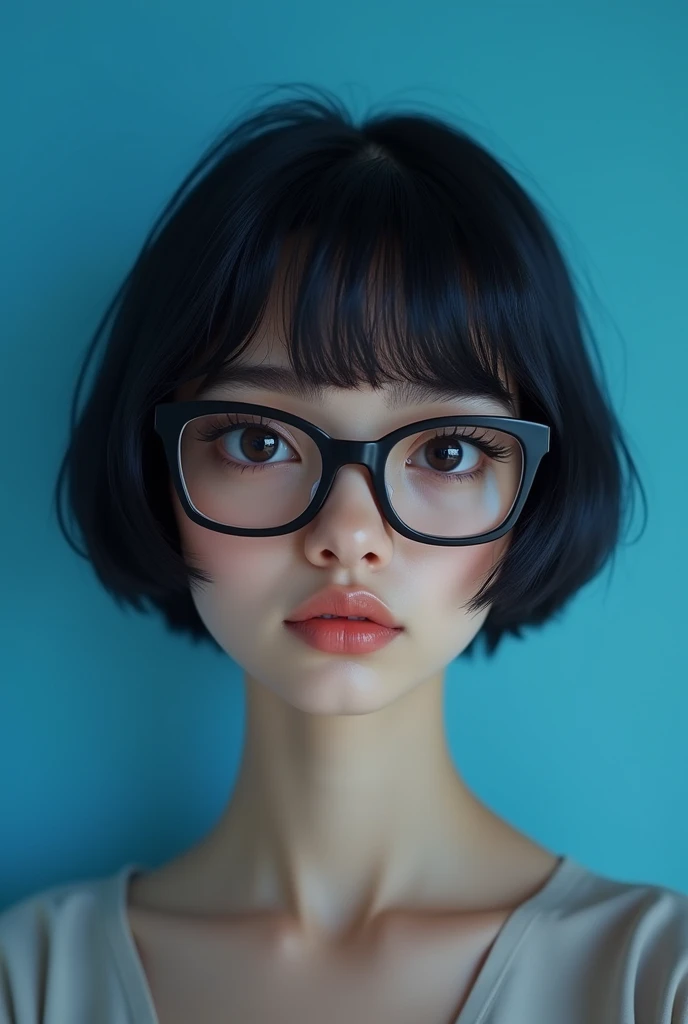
[1,87,686,1024]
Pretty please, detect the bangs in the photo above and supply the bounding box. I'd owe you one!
[189,147,523,413]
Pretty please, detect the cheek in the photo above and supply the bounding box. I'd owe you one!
[172,492,292,619]
[467,535,510,587]
[421,534,509,601]
[175,511,286,587]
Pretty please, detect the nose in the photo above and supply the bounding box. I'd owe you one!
[301,464,394,568]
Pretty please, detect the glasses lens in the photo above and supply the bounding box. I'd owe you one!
[179,414,523,538]
[384,423,523,538]
[180,413,323,528]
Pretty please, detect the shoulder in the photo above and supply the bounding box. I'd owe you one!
[592,868,688,1023]
[535,859,688,1023]
[0,865,136,1024]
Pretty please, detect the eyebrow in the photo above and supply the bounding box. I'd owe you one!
[196,363,517,415]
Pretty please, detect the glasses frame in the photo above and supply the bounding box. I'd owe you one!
[154,400,551,547]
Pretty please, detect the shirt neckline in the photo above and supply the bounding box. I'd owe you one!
[103,862,160,1024]
[450,853,586,1024]
[103,853,587,1024]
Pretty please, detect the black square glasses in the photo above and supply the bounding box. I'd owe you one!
[154,400,550,547]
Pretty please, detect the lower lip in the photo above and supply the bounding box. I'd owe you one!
[284,618,403,654]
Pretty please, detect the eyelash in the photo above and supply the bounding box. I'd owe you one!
[195,413,512,484]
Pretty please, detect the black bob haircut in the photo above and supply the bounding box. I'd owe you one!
[54,85,646,660]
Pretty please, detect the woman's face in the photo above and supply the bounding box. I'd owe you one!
[171,334,517,716]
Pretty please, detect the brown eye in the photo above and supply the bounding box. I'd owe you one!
[227,425,284,464]
[414,435,481,475]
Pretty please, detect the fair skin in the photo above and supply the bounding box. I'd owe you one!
[126,284,559,1022]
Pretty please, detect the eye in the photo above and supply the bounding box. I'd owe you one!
[410,433,483,476]
[221,423,295,465]
[194,415,300,469]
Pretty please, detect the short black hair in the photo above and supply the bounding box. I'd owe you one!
[53,84,646,660]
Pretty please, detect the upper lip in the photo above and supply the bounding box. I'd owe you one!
[285,585,403,629]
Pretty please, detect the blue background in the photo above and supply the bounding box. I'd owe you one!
[1,0,686,910]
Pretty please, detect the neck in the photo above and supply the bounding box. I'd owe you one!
[191,668,521,940]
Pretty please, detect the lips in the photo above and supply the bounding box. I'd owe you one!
[285,585,403,630]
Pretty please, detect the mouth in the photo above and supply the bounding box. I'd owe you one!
[284,587,403,630]
[311,614,374,621]
[285,614,403,629]
[284,615,403,654]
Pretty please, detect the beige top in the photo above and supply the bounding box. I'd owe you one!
[1,855,687,1023]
